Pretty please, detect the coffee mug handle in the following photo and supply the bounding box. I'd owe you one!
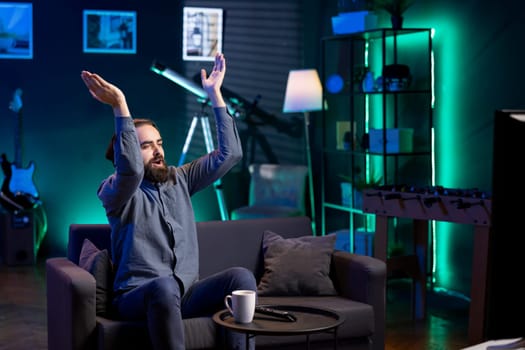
[224,295,234,315]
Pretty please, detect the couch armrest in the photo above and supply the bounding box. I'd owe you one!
[46,257,97,350]
[332,250,386,350]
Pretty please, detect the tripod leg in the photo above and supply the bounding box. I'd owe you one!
[178,116,199,167]
[201,116,230,221]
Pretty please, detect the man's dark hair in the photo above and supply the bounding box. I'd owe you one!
[105,118,159,164]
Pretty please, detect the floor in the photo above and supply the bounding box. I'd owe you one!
[0,258,473,350]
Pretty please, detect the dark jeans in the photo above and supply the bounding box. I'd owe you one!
[114,267,257,350]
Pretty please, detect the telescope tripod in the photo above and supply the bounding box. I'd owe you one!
[178,107,229,221]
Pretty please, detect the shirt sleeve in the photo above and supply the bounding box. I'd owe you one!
[97,117,144,214]
[181,107,243,195]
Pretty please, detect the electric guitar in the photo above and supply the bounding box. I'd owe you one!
[0,88,40,211]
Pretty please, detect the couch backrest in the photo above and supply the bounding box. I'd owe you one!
[197,216,313,280]
[67,216,313,279]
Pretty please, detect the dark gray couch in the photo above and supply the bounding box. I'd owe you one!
[46,216,386,350]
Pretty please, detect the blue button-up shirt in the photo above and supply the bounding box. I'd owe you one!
[98,107,242,295]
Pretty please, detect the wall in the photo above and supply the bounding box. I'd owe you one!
[0,0,316,258]
[403,0,525,296]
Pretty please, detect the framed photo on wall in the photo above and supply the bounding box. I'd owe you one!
[0,2,32,59]
[182,7,223,61]
[83,10,137,54]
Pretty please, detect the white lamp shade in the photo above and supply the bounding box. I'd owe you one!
[283,69,323,113]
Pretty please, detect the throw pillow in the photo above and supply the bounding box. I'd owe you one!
[257,230,337,296]
[79,238,113,316]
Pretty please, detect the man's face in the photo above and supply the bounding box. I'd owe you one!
[136,124,168,183]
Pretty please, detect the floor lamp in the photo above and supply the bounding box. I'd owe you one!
[283,69,323,234]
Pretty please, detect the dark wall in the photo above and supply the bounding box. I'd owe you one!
[0,0,317,257]
[0,1,192,257]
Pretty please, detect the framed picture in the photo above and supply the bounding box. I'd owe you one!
[0,2,32,59]
[83,10,136,54]
[182,7,223,61]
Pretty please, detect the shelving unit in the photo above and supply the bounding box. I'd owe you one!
[320,28,434,253]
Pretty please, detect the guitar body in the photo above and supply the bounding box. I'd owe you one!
[9,161,39,199]
[1,154,39,211]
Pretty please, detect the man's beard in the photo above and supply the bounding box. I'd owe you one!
[144,158,169,183]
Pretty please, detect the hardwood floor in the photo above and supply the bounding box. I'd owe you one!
[0,257,471,350]
[0,260,47,350]
[385,279,470,349]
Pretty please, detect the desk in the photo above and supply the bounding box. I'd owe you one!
[213,305,345,349]
[362,187,491,345]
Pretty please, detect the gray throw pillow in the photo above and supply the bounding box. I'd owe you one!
[79,238,113,316]
[257,230,337,296]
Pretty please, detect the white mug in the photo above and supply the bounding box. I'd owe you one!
[224,290,256,323]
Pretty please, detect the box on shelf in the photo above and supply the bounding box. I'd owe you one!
[331,11,377,35]
[340,182,352,206]
[369,128,414,153]
[329,228,374,256]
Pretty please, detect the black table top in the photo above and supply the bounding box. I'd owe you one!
[212,305,345,336]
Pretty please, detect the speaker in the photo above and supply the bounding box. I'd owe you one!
[0,210,35,266]
[485,109,525,339]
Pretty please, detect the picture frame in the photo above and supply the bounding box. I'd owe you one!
[0,2,32,59]
[83,10,137,54]
[182,7,223,62]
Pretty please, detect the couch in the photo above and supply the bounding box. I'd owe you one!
[46,216,386,350]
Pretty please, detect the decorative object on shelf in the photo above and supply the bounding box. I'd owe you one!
[338,173,382,208]
[336,121,352,150]
[361,70,376,92]
[368,128,414,153]
[326,73,345,94]
[369,0,415,30]
[283,69,323,233]
[353,65,370,91]
[382,63,411,91]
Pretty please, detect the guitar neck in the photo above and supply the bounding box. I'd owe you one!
[14,108,23,168]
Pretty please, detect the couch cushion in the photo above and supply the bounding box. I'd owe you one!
[96,316,217,350]
[257,231,337,296]
[79,238,113,316]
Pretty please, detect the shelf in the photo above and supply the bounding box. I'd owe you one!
[320,28,434,253]
[322,28,433,41]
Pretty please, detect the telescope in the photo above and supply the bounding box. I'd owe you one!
[151,59,302,138]
[150,60,242,118]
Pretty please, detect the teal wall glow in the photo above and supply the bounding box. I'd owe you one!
[370,2,512,297]
[396,1,525,297]
[404,6,468,295]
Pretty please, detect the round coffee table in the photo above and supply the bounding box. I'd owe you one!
[212,304,345,349]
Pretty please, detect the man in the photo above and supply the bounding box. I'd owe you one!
[81,53,256,350]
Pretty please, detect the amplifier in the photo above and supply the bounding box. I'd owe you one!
[0,210,35,265]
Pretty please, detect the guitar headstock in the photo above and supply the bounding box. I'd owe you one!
[9,88,23,114]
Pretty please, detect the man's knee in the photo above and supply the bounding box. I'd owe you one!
[147,276,182,304]
[227,267,257,290]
